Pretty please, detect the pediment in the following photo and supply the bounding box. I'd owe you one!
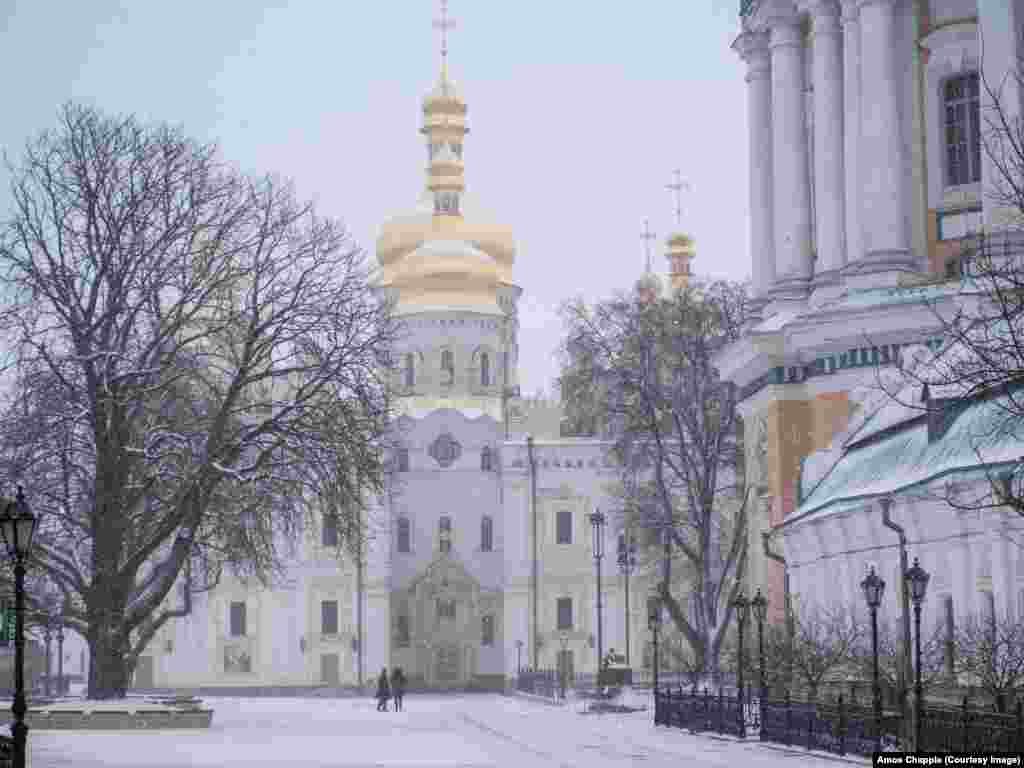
[408,553,478,594]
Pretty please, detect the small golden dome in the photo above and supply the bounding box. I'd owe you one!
[423,75,466,115]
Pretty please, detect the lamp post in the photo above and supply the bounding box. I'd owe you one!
[516,640,523,675]
[56,604,66,697]
[559,632,569,700]
[42,616,52,697]
[751,588,768,702]
[0,488,39,768]
[733,591,750,737]
[648,597,661,694]
[905,558,930,752]
[617,532,637,667]
[589,510,606,683]
[861,566,886,754]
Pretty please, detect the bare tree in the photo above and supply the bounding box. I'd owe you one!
[784,603,862,703]
[0,104,396,698]
[954,614,1024,708]
[559,280,752,681]
[854,619,948,699]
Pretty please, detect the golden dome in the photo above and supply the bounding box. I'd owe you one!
[667,232,694,249]
[423,74,466,116]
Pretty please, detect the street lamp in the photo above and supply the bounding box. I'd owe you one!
[617,532,637,667]
[56,600,66,697]
[733,591,750,738]
[588,510,606,684]
[861,566,886,754]
[41,613,51,697]
[0,488,39,768]
[905,557,930,752]
[559,632,569,700]
[751,588,768,702]
[647,595,661,694]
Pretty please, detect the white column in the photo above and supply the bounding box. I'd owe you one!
[841,0,863,269]
[856,0,913,275]
[769,15,814,298]
[810,1,846,286]
[978,0,1022,232]
[735,31,776,306]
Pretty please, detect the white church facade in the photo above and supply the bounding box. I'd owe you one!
[724,0,1024,641]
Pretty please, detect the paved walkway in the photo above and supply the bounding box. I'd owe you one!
[28,694,865,767]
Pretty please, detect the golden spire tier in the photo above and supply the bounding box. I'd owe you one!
[666,232,695,292]
[375,0,517,316]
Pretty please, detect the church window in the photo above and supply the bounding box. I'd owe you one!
[556,510,572,545]
[397,447,410,472]
[404,353,415,388]
[480,515,493,551]
[229,601,246,637]
[321,600,339,636]
[481,614,495,646]
[322,513,339,547]
[944,73,981,187]
[480,352,491,387]
[439,516,452,554]
[437,598,456,621]
[397,517,411,553]
[441,349,454,385]
[396,615,410,647]
[557,597,573,630]
[481,445,492,472]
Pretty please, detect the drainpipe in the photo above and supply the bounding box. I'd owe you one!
[527,435,539,669]
[880,497,913,727]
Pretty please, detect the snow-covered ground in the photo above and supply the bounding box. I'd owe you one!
[27,693,866,767]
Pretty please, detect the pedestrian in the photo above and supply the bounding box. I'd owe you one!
[391,667,406,712]
[375,667,390,712]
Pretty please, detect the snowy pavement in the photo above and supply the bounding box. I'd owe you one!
[27,694,866,767]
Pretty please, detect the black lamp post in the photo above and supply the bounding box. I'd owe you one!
[905,557,930,752]
[589,510,606,683]
[733,591,750,736]
[648,597,661,694]
[617,533,637,667]
[751,588,768,702]
[56,601,66,697]
[41,616,52,697]
[861,566,886,754]
[0,488,39,768]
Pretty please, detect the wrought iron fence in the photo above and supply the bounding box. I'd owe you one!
[654,686,752,738]
[918,699,1024,754]
[759,694,898,757]
[515,668,558,700]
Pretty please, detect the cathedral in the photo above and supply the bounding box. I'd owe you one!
[127,16,698,694]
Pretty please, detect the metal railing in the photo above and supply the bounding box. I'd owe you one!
[918,699,1024,754]
[654,686,754,739]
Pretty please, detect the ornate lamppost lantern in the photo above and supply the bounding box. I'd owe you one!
[750,588,768,702]
[558,632,569,700]
[647,594,661,694]
[905,557,930,752]
[861,566,886,754]
[588,510,606,683]
[0,488,39,768]
[732,592,750,738]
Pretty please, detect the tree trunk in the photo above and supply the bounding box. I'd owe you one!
[86,621,133,700]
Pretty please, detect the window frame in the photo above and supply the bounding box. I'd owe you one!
[321,600,339,636]
[322,513,339,548]
[397,447,410,473]
[480,352,491,387]
[397,517,411,553]
[556,509,572,545]
[480,515,493,552]
[942,72,981,188]
[439,515,452,554]
[481,445,492,472]
[441,348,454,385]
[556,596,573,630]
[481,614,495,647]
[229,601,247,638]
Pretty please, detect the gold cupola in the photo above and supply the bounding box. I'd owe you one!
[666,232,695,292]
[374,1,518,315]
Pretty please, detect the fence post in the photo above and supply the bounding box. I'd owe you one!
[785,691,792,747]
[838,694,846,757]
[961,696,969,753]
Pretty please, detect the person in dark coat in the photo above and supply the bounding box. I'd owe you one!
[391,667,406,712]
[375,667,390,712]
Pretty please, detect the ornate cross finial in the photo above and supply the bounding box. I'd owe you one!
[640,219,657,274]
[666,169,691,227]
[433,0,456,76]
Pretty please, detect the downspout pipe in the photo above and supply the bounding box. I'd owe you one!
[527,435,539,670]
[880,497,913,723]
[762,530,794,685]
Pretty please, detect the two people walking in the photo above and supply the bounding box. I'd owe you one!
[376,667,406,712]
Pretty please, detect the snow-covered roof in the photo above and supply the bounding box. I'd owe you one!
[792,389,1024,523]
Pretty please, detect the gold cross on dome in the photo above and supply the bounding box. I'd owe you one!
[640,219,657,273]
[666,169,691,227]
[433,0,456,71]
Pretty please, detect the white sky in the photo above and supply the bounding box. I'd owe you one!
[0,1,751,395]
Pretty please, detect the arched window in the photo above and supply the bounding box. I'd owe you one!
[480,515,493,552]
[396,447,410,473]
[480,352,491,387]
[480,445,492,472]
[397,517,410,553]
[439,516,452,554]
[944,73,981,186]
[404,353,415,388]
[441,349,454,385]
